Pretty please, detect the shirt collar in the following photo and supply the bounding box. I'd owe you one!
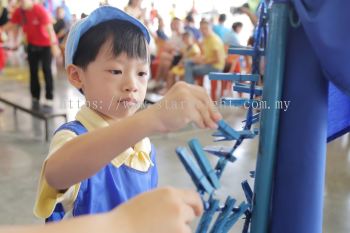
[75,105,153,171]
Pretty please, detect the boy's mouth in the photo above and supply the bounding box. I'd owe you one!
[118,97,138,106]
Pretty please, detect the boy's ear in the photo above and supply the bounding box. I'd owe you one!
[66,64,84,89]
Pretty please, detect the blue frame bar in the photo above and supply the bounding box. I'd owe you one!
[250,3,289,233]
[209,72,259,82]
[228,46,265,56]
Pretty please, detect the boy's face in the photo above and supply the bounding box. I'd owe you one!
[78,42,149,120]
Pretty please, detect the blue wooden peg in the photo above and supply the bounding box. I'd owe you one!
[209,73,259,82]
[209,72,242,81]
[249,170,256,178]
[228,46,255,56]
[203,146,237,162]
[239,130,256,139]
[176,147,215,195]
[253,128,259,135]
[222,202,250,232]
[196,199,220,233]
[234,82,262,89]
[188,139,221,189]
[242,211,252,233]
[234,83,263,96]
[212,131,228,137]
[213,129,255,140]
[212,131,254,139]
[215,157,229,178]
[212,133,238,142]
[240,74,260,82]
[217,120,241,140]
[241,180,253,205]
[242,113,260,124]
[228,46,265,56]
[209,197,236,233]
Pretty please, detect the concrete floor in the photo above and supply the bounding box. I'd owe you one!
[0,70,349,232]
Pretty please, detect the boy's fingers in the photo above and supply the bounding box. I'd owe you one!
[196,102,218,129]
[181,205,196,223]
[188,87,221,128]
[191,110,205,129]
[190,85,222,123]
[209,104,223,123]
[178,225,192,233]
[191,85,212,106]
[178,189,204,216]
[211,111,223,122]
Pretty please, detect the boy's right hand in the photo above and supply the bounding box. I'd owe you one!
[148,82,222,132]
[111,187,203,233]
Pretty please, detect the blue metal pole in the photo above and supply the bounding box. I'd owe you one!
[250,3,289,233]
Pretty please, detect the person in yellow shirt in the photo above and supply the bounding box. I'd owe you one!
[184,19,226,84]
[33,6,221,222]
[160,31,201,94]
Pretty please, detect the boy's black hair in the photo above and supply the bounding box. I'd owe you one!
[73,19,149,70]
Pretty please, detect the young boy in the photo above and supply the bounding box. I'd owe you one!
[33,6,221,222]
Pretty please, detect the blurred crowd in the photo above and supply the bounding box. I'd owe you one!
[0,0,260,102]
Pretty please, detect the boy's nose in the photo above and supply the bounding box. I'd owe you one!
[122,77,138,92]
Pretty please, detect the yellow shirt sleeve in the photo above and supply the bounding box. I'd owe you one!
[33,130,80,219]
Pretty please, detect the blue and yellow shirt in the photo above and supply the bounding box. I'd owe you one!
[33,105,158,221]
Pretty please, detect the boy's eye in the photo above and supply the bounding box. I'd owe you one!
[109,70,122,75]
[138,71,148,77]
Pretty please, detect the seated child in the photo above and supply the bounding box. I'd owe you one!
[160,31,200,94]
[33,6,221,222]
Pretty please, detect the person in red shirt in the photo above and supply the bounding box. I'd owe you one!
[0,28,6,71]
[0,5,8,72]
[4,0,60,106]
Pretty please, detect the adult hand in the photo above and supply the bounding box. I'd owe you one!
[111,187,204,233]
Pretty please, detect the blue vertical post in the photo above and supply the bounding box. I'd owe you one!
[250,3,289,233]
